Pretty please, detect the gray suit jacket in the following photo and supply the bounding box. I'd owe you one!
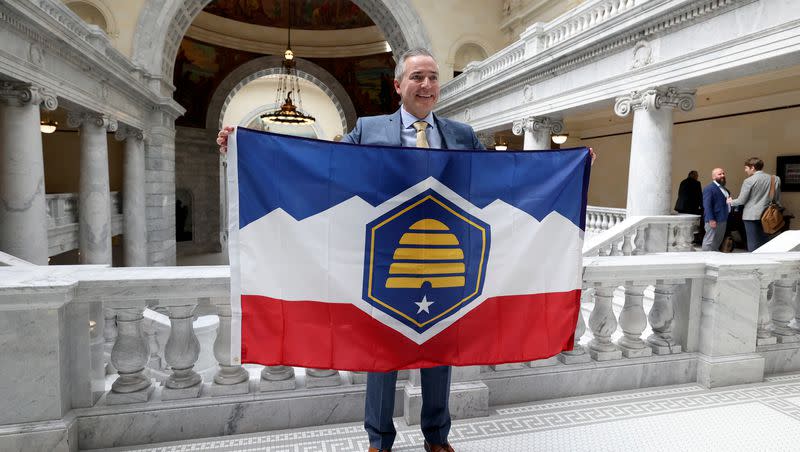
[730,171,781,220]
[341,109,484,150]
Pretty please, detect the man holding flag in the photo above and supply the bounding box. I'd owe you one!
[218,48,593,452]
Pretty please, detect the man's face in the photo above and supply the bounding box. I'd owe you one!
[744,165,755,176]
[394,55,439,119]
[712,168,726,186]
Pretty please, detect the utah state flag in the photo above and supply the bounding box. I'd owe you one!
[226,127,591,371]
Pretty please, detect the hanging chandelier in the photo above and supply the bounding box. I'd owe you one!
[261,4,315,126]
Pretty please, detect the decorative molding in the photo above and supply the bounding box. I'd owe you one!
[115,125,145,142]
[512,116,565,135]
[67,111,118,131]
[614,87,696,117]
[631,40,654,69]
[439,0,755,110]
[0,82,58,110]
[522,84,535,102]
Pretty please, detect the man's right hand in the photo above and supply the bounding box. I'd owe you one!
[709,220,717,229]
[217,126,235,154]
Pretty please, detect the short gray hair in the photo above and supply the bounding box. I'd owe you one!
[394,48,437,81]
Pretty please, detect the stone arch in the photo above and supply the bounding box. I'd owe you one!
[205,56,356,133]
[132,0,432,84]
[446,35,491,72]
[65,0,118,38]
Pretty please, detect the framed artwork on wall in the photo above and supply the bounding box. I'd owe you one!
[777,156,800,192]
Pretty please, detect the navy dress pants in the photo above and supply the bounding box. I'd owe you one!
[744,220,769,251]
[364,366,452,449]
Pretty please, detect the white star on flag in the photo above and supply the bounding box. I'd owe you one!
[415,295,434,314]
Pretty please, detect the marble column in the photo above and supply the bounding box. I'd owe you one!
[614,87,695,216]
[512,116,564,150]
[0,82,57,264]
[115,126,147,266]
[68,112,117,265]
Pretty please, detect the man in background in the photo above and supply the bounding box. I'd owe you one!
[675,170,702,215]
[702,168,729,251]
[729,157,781,251]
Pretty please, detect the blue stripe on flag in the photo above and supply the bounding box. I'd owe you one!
[236,128,590,230]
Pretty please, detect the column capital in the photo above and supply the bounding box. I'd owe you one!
[114,124,145,142]
[475,131,495,149]
[512,116,564,136]
[67,111,119,132]
[614,87,696,117]
[0,82,57,110]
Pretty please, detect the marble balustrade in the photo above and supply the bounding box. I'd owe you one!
[583,214,701,256]
[46,191,123,257]
[585,205,627,234]
[2,251,800,449]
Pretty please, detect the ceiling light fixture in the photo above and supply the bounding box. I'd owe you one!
[40,119,58,134]
[551,133,568,145]
[261,5,315,126]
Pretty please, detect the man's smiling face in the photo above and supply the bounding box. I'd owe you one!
[394,55,440,119]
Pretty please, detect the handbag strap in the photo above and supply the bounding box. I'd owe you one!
[769,175,776,202]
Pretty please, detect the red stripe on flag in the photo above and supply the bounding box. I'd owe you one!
[240,291,580,372]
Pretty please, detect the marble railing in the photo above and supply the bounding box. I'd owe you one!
[585,205,627,234]
[440,0,651,99]
[583,214,701,256]
[46,191,123,256]
[3,250,800,449]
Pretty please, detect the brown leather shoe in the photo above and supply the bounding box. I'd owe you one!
[368,448,390,452]
[424,441,455,452]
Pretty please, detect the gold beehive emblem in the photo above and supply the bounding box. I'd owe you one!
[385,218,466,289]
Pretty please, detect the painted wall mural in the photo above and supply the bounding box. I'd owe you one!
[203,0,374,30]
[173,37,398,128]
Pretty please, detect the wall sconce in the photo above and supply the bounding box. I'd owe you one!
[551,133,568,145]
[40,119,58,134]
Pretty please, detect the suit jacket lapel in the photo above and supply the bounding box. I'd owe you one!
[433,113,451,149]
[387,109,403,146]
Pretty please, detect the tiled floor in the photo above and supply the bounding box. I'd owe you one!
[105,372,800,452]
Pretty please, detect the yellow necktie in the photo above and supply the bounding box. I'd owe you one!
[412,120,429,148]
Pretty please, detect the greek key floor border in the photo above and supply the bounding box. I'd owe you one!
[110,372,800,452]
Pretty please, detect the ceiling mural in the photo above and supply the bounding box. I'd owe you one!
[173,37,398,128]
[203,0,375,30]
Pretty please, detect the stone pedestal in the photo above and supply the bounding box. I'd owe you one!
[117,126,147,266]
[403,380,489,425]
[614,87,695,216]
[305,369,343,388]
[697,354,765,388]
[0,82,57,264]
[528,356,559,367]
[68,112,118,265]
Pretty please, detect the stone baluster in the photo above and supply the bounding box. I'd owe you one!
[261,366,296,391]
[115,126,147,266]
[0,82,57,264]
[161,301,202,400]
[559,287,591,364]
[107,305,153,404]
[512,116,564,150]
[622,230,634,255]
[103,308,118,374]
[67,111,118,265]
[588,284,622,360]
[633,225,647,255]
[599,243,613,256]
[142,315,163,372]
[673,222,694,252]
[617,283,652,357]
[771,278,798,343]
[756,279,776,346]
[306,368,342,388]
[648,280,683,354]
[615,87,695,216]
[610,238,622,256]
[210,301,250,395]
[600,213,609,231]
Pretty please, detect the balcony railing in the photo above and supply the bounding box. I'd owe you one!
[45,191,123,256]
[2,242,798,449]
